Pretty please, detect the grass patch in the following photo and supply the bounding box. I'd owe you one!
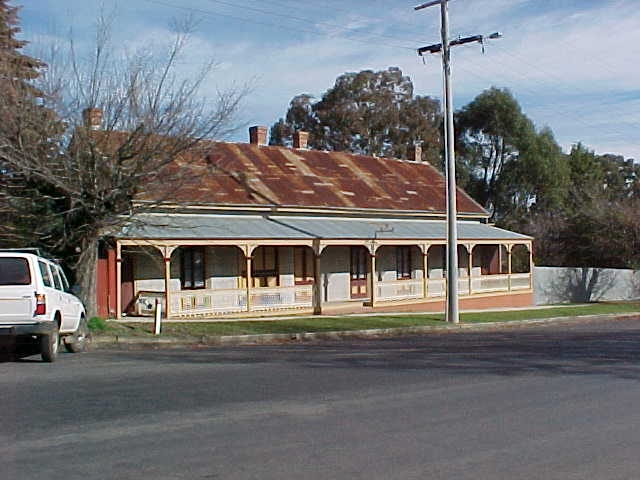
[87,317,108,331]
[90,319,155,337]
[98,302,640,338]
[159,315,445,337]
[461,302,640,323]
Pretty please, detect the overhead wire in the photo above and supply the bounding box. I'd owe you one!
[143,0,420,51]
[410,34,634,149]
[488,42,640,129]
[202,0,431,47]
[447,49,636,146]
[138,0,635,154]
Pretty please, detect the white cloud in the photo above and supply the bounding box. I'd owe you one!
[19,0,640,159]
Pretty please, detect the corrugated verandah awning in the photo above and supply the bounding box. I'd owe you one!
[116,213,531,241]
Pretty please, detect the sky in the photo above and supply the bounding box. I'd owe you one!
[18,0,640,160]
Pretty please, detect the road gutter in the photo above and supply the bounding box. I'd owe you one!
[91,312,639,350]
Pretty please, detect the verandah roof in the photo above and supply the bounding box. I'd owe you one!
[116,214,531,242]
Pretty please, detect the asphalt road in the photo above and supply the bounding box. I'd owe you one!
[3,317,640,480]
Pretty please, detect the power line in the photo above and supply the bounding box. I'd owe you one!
[143,0,418,51]
[203,0,428,47]
[449,54,638,143]
[114,0,637,156]
[431,51,638,156]
[488,43,639,129]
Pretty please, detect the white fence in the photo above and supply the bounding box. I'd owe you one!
[140,271,537,317]
[534,267,640,305]
[511,273,532,290]
[377,279,423,301]
[475,274,509,293]
[249,285,313,311]
[169,285,313,316]
[171,288,247,316]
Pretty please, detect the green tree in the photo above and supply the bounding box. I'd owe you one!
[519,142,639,269]
[0,0,57,246]
[558,195,640,269]
[270,67,441,161]
[455,87,568,222]
[0,0,43,97]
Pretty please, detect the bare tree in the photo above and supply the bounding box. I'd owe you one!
[0,12,247,314]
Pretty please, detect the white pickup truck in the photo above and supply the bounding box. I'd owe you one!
[0,251,90,362]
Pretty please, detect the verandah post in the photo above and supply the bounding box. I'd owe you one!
[245,245,253,313]
[115,241,122,320]
[313,240,323,315]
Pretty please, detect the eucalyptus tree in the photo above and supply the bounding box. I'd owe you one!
[455,87,568,222]
[271,67,441,162]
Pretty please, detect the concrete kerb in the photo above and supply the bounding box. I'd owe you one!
[91,312,639,350]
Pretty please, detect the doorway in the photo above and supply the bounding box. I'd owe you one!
[350,246,368,299]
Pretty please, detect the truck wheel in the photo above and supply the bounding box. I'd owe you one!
[65,317,91,353]
[41,326,59,362]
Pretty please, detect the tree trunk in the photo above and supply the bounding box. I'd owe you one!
[75,237,98,318]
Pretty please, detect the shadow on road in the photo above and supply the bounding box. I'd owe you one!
[0,340,42,363]
[109,319,640,381]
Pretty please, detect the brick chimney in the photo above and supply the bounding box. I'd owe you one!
[249,126,268,146]
[82,108,103,130]
[293,131,309,149]
[408,143,422,162]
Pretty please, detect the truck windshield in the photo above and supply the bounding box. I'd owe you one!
[0,258,31,285]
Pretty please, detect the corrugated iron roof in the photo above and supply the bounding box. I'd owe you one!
[136,142,488,216]
[118,214,531,241]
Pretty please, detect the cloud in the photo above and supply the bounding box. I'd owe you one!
[19,0,640,159]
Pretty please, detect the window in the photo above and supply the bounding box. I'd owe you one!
[350,247,368,299]
[39,261,53,287]
[0,258,31,285]
[181,247,205,289]
[294,247,314,285]
[396,246,412,280]
[252,247,279,287]
[59,268,71,292]
[350,247,368,280]
[51,266,64,291]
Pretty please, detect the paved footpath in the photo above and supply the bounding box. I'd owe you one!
[2,316,640,480]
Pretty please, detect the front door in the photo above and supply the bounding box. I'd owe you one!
[350,246,368,299]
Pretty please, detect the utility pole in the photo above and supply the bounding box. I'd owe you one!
[414,0,500,324]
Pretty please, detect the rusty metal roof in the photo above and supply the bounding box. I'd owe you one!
[137,142,488,216]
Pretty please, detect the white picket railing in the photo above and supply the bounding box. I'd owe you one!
[458,277,470,295]
[511,273,532,290]
[427,278,446,297]
[249,285,314,311]
[475,274,510,293]
[170,285,314,316]
[376,279,423,301]
[171,288,247,316]
[160,272,533,317]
